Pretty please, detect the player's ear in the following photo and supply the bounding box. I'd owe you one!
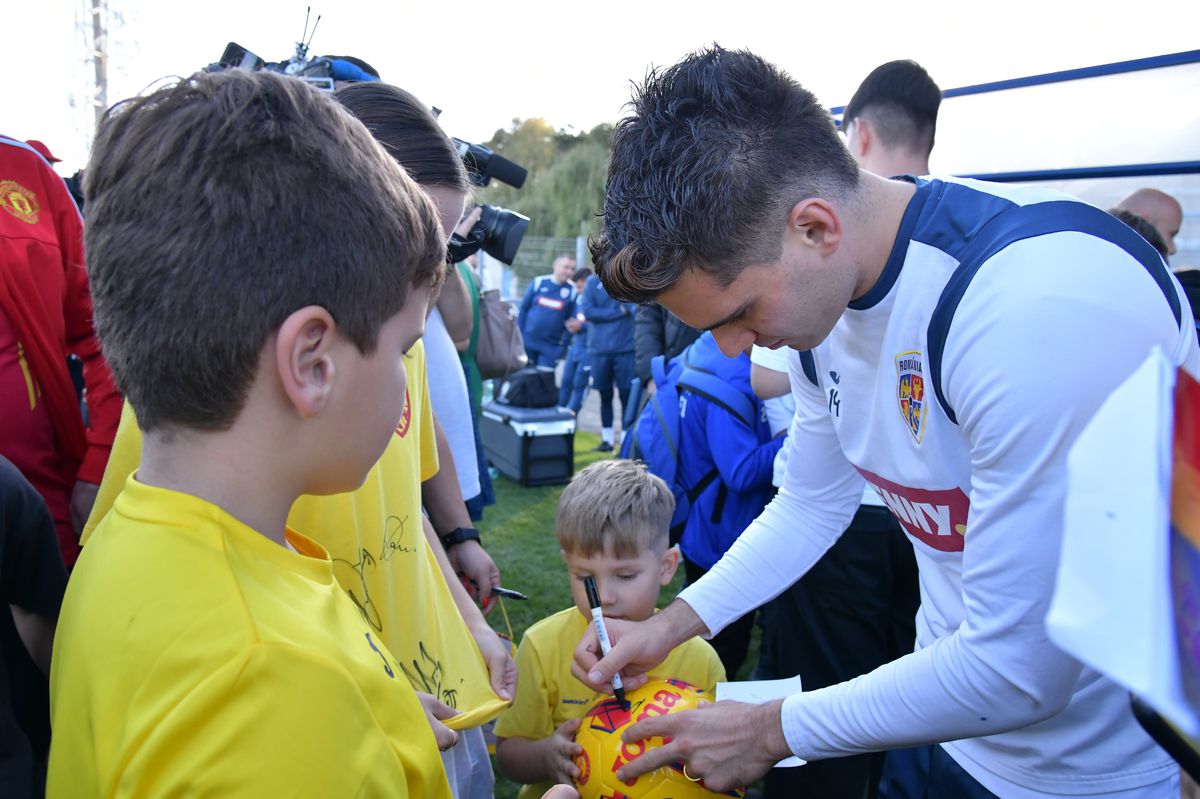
[788,197,843,257]
[659,545,680,586]
[276,305,338,418]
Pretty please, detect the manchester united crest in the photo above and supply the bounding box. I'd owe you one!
[895,351,927,443]
[0,181,39,224]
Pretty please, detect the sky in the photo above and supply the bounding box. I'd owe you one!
[5,0,1198,172]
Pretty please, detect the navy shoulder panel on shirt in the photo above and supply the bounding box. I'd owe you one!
[797,350,819,387]
[927,199,1181,424]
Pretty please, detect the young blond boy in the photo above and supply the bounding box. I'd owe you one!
[46,70,453,796]
[493,460,725,797]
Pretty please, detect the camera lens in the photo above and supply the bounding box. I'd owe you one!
[477,205,529,265]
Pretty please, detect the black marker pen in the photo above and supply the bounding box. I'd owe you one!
[583,575,627,709]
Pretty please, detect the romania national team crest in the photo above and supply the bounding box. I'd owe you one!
[895,351,927,443]
[0,181,39,224]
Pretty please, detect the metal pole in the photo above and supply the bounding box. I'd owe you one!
[91,0,107,130]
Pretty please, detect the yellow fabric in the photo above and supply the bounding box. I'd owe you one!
[493,606,726,799]
[81,342,507,730]
[49,476,451,798]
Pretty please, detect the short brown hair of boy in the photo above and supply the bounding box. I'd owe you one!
[590,45,860,304]
[84,69,447,433]
[556,460,674,558]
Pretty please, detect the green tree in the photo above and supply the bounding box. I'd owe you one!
[477,121,611,240]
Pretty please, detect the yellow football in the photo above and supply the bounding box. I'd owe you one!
[573,678,745,799]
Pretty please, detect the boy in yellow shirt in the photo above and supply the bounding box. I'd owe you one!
[77,81,517,795]
[47,70,453,796]
[493,460,726,798]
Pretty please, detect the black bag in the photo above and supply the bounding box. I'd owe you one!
[497,367,558,408]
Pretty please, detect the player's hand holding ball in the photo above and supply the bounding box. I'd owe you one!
[573,678,745,799]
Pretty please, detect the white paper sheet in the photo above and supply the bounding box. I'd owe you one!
[716,676,806,766]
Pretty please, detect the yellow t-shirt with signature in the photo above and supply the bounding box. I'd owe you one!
[52,478,451,797]
[82,341,507,730]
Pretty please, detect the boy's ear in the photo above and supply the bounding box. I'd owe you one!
[275,306,338,418]
[659,545,680,586]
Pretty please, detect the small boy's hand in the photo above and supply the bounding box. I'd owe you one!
[544,718,583,785]
[415,691,460,752]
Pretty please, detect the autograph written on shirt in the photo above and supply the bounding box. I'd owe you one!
[332,514,417,632]
[332,514,462,707]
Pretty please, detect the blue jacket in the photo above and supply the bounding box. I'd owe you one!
[579,275,635,355]
[567,315,589,356]
[518,275,576,349]
[676,333,786,570]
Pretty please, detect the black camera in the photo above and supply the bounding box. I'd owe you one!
[447,137,530,264]
[448,205,529,266]
[210,36,382,91]
[452,139,527,189]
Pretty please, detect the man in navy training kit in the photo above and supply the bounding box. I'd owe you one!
[579,272,635,452]
[559,267,593,413]
[518,254,577,369]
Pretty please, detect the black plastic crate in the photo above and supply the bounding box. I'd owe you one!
[481,402,575,487]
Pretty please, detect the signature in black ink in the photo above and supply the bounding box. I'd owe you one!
[364,632,395,678]
[380,514,416,561]
[333,548,382,632]
[399,641,459,710]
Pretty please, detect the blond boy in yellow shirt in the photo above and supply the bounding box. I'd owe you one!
[494,460,725,798]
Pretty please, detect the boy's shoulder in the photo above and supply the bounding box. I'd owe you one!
[523,606,586,647]
[77,478,322,641]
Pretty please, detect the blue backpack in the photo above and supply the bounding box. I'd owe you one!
[620,346,757,538]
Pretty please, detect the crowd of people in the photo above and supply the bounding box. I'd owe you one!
[0,38,1193,799]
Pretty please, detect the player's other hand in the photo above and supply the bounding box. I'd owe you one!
[541,786,579,799]
[415,691,460,752]
[545,718,583,785]
[617,698,788,791]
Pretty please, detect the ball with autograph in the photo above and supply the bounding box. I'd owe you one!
[573,678,745,799]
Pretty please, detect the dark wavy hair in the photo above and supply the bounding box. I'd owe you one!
[590,45,859,303]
